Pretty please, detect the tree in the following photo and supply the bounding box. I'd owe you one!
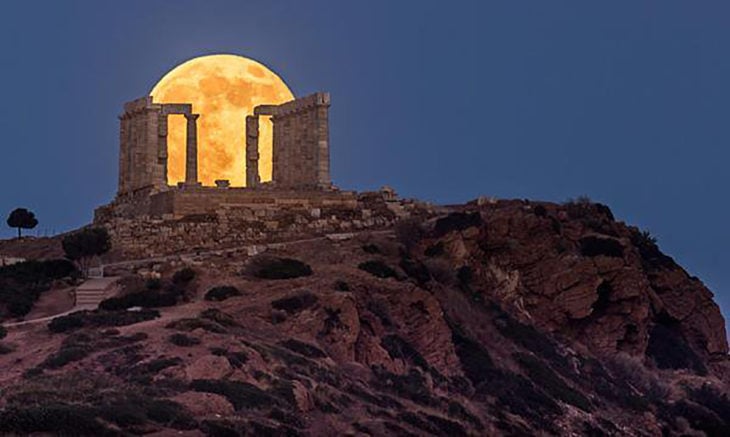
[6,208,38,238]
[62,227,111,276]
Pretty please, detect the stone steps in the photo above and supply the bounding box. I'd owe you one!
[74,277,120,309]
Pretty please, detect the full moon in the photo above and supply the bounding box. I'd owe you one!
[150,54,294,186]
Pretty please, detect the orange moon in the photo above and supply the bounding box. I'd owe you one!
[150,54,294,186]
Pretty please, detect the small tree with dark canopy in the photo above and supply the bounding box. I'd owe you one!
[62,227,111,276]
[6,208,38,238]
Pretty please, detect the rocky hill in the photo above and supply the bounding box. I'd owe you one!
[0,199,728,436]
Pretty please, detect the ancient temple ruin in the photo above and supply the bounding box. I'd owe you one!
[96,92,350,220]
[92,90,425,259]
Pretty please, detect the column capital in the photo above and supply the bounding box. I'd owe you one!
[185,113,200,121]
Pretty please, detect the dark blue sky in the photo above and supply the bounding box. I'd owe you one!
[1,1,728,324]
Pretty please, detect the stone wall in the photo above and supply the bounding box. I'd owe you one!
[99,193,431,260]
[271,93,331,189]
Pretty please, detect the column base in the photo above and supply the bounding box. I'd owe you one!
[177,181,202,189]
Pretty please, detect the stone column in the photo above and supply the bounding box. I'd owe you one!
[245,115,260,188]
[184,113,200,186]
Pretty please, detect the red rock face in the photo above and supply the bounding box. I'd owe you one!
[425,200,728,366]
[1,199,728,436]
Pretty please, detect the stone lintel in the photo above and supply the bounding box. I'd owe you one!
[161,103,193,115]
[272,92,330,119]
[253,105,279,116]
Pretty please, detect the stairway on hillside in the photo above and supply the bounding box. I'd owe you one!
[74,277,120,308]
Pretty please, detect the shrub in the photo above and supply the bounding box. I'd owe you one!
[204,286,242,302]
[145,278,162,290]
[168,333,201,347]
[395,218,425,250]
[199,308,238,327]
[191,379,279,411]
[515,353,592,412]
[166,317,227,334]
[48,309,160,333]
[372,366,436,406]
[687,383,730,426]
[533,204,548,217]
[41,346,91,369]
[423,259,455,285]
[99,287,180,311]
[362,244,381,254]
[0,325,6,339]
[172,267,196,285]
[381,334,429,369]
[433,212,482,237]
[606,353,670,402]
[457,266,473,290]
[0,404,113,436]
[630,228,676,270]
[62,227,111,274]
[0,343,14,355]
[399,257,430,285]
[0,259,80,318]
[247,256,312,280]
[279,339,327,358]
[271,292,318,314]
[579,236,624,258]
[358,260,398,279]
[424,242,445,257]
[333,280,350,292]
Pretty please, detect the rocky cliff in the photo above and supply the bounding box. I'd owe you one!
[0,198,727,436]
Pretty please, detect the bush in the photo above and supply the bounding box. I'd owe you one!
[606,353,670,402]
[271,292,318,314]
[99,283,182,310]
[41,346,91,369]
[381,334,429,369]
[190,379,280,411]
[0,259,80,318]
[399,257,430,285]
[687,383,730,427]
[362,244,381,254]
[0,325,6,340]
[166,318,227,334]
[0,404,113,436]
[199,309,238,327]
[433,212,482,237]
[145,278,162,290]
[515,353,592,412]
[333,280,350,292]
[395,218,425,250]
[62,227,111,273]
[247,256,312,280]
[279,339,327,358]
[423,259,455,285]
[579,236,624,258]
[168,333,201,347]
[48,309,160,333]
[204,286,241,302]
[424,242,445,257]
[358,260,398,279]
[172,267,196,285]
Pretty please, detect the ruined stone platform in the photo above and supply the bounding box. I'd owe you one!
[95,185,359,221]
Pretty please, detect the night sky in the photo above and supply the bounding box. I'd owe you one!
[1,1,728,325]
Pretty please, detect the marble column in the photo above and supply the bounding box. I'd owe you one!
[184,113,200,185]
[245,115,260,188]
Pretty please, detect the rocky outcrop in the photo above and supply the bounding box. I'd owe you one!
[0,198,727,436]
[418,200,727,372]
